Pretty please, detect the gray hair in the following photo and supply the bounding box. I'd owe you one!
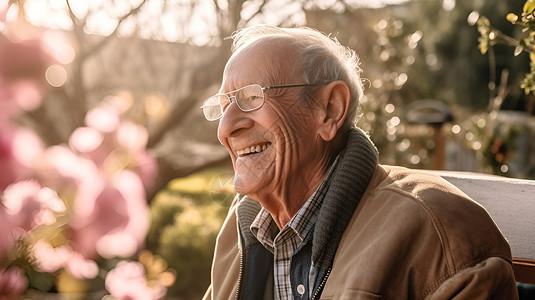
[230,24,364,129]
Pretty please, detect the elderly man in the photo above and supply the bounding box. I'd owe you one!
[201,25,518,299]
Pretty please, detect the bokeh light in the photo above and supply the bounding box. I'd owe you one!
[45,64,67,87]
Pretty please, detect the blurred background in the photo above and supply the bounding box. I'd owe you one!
[1,0,534,299]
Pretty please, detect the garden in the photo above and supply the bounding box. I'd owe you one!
[1,0,534,299]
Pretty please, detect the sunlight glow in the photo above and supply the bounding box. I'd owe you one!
[22,0,409,45]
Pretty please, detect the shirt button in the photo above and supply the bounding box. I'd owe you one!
[297,284,306,295]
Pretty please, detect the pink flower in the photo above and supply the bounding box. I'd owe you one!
[1,180,65,230]
[67,103,158,189]
[38,145,101,194]
[105,261,165,300]
[68,126,104,154]
[114,121,157,188]
[116,121,148,152]
[0,79,42,120]
[85,103,121,133]
[1,181,42,230]
[0,35,50,117]
[70,171,150,259]
[0,267,27,300]
[130,151,158,190]
[0,206,15,264]
[31,241,99,279]
[65,252,99,279]
[0,123,44,190]
[0,35,50,83]
[38,145,150,260]
[31,240,72,273]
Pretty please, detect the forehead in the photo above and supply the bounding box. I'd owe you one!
[222,38,301,89]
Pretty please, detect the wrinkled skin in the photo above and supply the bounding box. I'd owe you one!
[217,38,349,227]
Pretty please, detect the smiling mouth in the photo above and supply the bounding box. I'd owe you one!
[236,142,272,157]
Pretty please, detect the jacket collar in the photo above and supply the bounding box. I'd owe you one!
[312,127,378,267]
[237,127,378,266]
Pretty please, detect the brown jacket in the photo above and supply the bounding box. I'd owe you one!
[204,129,518,299]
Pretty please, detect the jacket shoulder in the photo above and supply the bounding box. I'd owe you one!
[366,165,512,268]
[325,165,514,298]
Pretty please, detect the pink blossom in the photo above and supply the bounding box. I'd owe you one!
[116,121,149,151]
[67,127,112,167]
[131,151,158,190]
[0,123,44,190]
[0,35,50,83]
[0,79,42,120]
[38,145,101,193]
[31,240,72,273]
[1,180,65,230]
[32,241,99,280]
[0,206,15,263]
[70,171,149,259]
[0,267,27,300]
[85,103,121,133]
[105,261,165,300]
[38,145,150,260]
[2,79,42,111]
[68,101,158,189]
[115,121,157,187]
[68,126,104,154]
[65,252,99,279]
[0,34,50,116]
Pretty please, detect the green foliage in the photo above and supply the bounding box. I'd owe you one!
[521,59,535,94]
[147,192,185,249]
[475,16,494,55]
[476,0,535,95]
[147,167,234,298]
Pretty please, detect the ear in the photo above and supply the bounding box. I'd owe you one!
[317,81,350,141]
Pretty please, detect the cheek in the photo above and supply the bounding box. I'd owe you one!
[270,103,319,147]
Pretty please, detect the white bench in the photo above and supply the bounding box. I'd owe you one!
[426,170,535,284]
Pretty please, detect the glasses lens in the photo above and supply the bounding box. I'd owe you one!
[201,95,225,120]
[235,85,264,111]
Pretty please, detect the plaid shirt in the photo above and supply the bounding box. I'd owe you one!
[250,157,339,300]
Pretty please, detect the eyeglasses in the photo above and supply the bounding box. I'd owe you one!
[200,83,321,121]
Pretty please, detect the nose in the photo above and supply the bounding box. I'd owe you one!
[221,95,236,114]
[217,100,254,145]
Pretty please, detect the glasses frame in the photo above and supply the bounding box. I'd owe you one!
[200,83,321,121]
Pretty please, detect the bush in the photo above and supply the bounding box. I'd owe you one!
[147,168,234,298]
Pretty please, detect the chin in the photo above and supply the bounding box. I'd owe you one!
[233,175,252,196]
[232,173,266,198]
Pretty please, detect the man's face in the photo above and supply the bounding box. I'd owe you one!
[217,42,324,199]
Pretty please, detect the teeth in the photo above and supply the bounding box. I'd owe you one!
[237,142,271,157]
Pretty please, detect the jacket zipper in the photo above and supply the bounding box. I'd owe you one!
[311,268,331,300]
[235,251,243,300]
[235,216,244,300]
[311,229,348,300]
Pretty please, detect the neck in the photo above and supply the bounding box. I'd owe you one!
[260,177,323,228]
[256,139,344,229]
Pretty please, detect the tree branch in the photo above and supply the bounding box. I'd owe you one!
[242,0,268,25]
[79,0,149,61]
